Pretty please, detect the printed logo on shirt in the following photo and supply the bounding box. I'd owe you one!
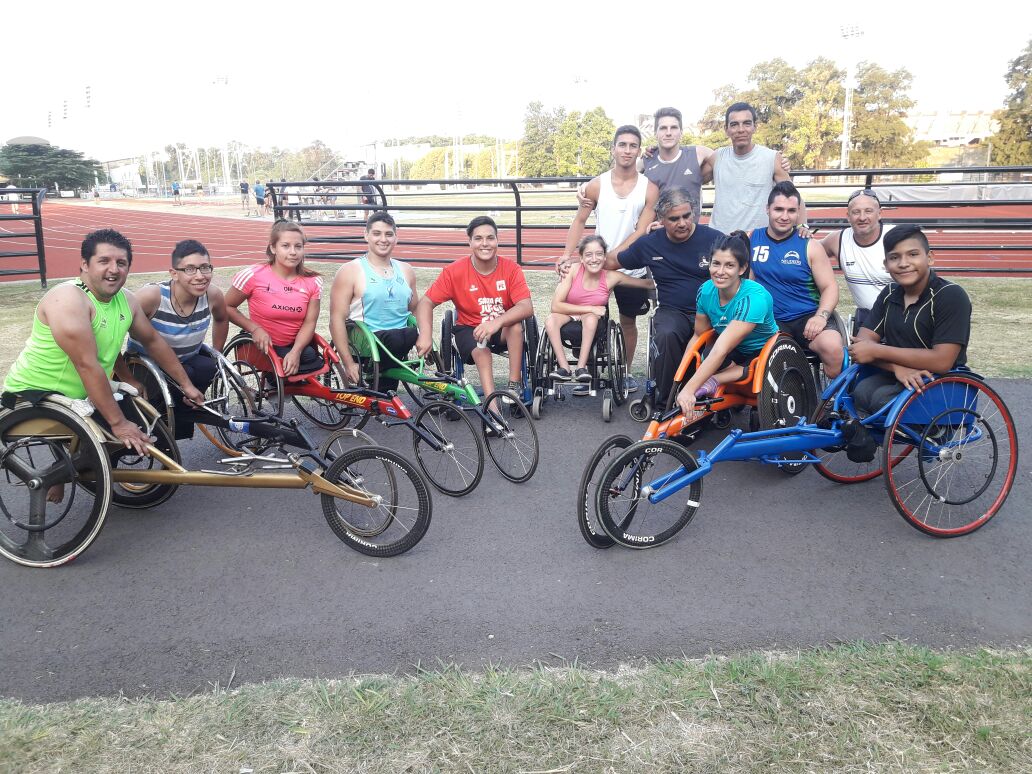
[652,256,664,261]
[496,280,507,291]
[284,286,294,293]
[479,297,505,321]
[698,256,710,268]
[469,284,478,292]
[119,313,126,322]
[683,169,694,176]
[783,250,802,266]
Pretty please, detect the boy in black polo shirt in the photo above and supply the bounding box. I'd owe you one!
[847,225,971,414]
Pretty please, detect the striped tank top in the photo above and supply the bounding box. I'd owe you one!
[127,281,210,360]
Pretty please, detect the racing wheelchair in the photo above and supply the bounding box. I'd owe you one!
[0,385,434,568]
[583,360,1017,550]
[530,309,629,422]
[345,316,540,485]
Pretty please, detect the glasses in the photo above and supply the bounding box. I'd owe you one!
[176,264,214,276]
[847,188,879,205]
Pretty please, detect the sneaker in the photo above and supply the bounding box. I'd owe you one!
[550,366,572,380]
[623,375,640,394]
[574,367,591,382]
[501,380,522,404]
[572,384,591,397]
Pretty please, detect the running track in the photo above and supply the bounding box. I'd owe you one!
[1,200,1031,282]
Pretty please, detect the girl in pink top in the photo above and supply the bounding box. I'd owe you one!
[226,220,323,376]
[545,235,654,381]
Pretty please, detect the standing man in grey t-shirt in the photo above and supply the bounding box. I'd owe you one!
[704,102,800,233]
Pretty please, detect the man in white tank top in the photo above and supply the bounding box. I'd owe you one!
[557,125,660,392]
[705,102,800,234]
[820,189,893,330]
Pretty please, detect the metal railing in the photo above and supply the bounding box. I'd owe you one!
[0,188,49,287]
[267,166,1032,274]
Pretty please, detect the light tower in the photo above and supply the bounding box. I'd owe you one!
[839,24,864,171]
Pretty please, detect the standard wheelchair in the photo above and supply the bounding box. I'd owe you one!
[439,310,539,406]
[530,310,628,422]
[577,330,817,548]
[0,387,433,567]
[584,362,1017,549]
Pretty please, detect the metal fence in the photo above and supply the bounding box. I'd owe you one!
[267,165,1032,275]
[0,188,49,287]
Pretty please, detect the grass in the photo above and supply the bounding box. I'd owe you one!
[1,267,1030,380]
[1,643,1028,772]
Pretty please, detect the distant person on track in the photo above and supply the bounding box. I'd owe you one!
[240,180,249,211]
[330,212,420,391]
[5,183,20,215]
[252,180,266,218]
[123,239,229,438]
[360,168,377,210]
[706,102,799,234]
[748,181,842,378]
[821,188,894,331]
[848,225,971,414]
[415,215,533,400]
[172,181,182,206]
[225,220,323,376]
[264,180,274,216]
[557,125,659,393]
[3,228,204,465]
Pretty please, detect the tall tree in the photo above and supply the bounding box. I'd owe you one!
[519,101,566,177]
[990,38,1032,165]
[0,143,105,189]
[848,63,929,168]
[554,107,615,176]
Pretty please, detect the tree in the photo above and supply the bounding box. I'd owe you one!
[519,101,566,177]
[553,106,615,176]
[848,63,929,168]
[990,38,1032,165]
[0,143,104,189]
[410,148,448,179]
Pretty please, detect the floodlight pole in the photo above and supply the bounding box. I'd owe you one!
[839,25,864,172]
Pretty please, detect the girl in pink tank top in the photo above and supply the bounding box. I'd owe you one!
[544,235,655,382]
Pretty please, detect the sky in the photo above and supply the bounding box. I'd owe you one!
[3,0,1028,163]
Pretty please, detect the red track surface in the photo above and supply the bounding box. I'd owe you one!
[1,200,1030,282]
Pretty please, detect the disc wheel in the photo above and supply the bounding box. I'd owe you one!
[481,390,540,483]
[321,445,432,557]
[596,439,702,549]
[411,400,485,497]
[290,358,354,430]
[758,338,818,474]
[882,376,1017,537]
[577,434,633,549]
[0,402,112,567]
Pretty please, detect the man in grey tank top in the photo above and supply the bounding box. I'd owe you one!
[705,102,800,234]
[642,107,712,222]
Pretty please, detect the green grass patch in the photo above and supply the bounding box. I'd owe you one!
[1,643,1028,772]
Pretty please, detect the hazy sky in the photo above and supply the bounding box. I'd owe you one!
[3,0,1028,161]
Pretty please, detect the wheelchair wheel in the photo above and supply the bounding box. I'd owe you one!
[481,390,540,483]
[577,434,634,549]
[98,398,181,509]
[321,445,432,557]
[628,397,651,422]
[882,375,1018,537]
[758,338,818,475]
[607,320,629,407]
[441,310,456,376]
[601,390,613,422]
[812,397,885,484]
[0,402,112,567]
[523,315,540,396]
[123,353,175,432]
[596,439,702,549]
[411,400,485,497]
[320,427,376,461]
[531,388,544,420]
[291,358,353,430]
[223,335,285,418]
[345,320,380,393]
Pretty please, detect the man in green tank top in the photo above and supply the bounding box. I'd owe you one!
[4,229,205,456]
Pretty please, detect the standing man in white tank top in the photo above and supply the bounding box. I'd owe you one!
[820,188,893,330]
[557,125,660,393]
[705,102,801,234]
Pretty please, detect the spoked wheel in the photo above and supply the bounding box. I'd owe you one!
[480,390,540,483]
[200,357,264,455]
[523,316,540,396]
[223,337,285,418]
[291,359,353,430]
[759,338,818,475]
[411,400,485,497]
[596,439,702,549]
[320,427,376,461]
[577,434,633,549]
[440,311,456,377]
[321,445,432,557]
[97,399,181,509]
[813,397,887,484]
[882,376,1018,537]
[123,354,175,432]
[0,402,113,567]
[608,321,629,407]
[345,320,381,393]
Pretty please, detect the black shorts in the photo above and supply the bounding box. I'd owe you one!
[613,284,650,318]
[777,313,837,352]
[453,324,507,364]
[714,345,762,373]
[559,319,605,348]
[272,343,322,374]
[255,195,263,205]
